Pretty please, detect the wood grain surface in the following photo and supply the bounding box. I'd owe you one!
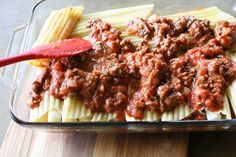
[0,121,188,157]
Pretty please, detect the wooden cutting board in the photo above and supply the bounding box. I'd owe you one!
[0,121,188,157]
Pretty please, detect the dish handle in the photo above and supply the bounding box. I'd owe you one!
[0,24,28,86]
[0,24,29,113]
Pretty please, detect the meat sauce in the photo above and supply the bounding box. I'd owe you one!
[27,16,236,121]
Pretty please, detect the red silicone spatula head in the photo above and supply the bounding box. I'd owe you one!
[0,38,93,67]
[30,38,92,58]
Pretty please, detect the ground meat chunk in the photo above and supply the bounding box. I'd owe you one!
[187,18,211,39]
[157,53,195,111]
[157,38,236,113]
[123,42,168,119]
[92,54,129,77]
[157,78,187,111]
[173,16,189,35]
[38,59,99,99]
[127,16,175,40]
[83,75,129,121]
[174,17,213,51]
[191,55,236,111]
[58,69,98,98]
[148,16,175,37]
[26,68,50,108]
[87,19,122,54]
[154,35,179,60]
[147,16,179,59]
[185,39,224,61]
[43,53,129,122]
[127,17,151,39]
[214,21,236,48]
[173,16,211,38]
[120,38,136,53]
[127,16,214,60]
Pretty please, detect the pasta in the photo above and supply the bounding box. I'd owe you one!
[164,6,235,23]
[29,4,155,122]
[130,7,235,121]
[226,51,236,115]
[30,92,63,122]
[121,32,156,48]
[29,5,236,122]
[48,110,62,122]
[126,111,161,122]
[62,97,92,122]
[70,4,154,37]
[158,8,235,121]
[227,82,236,115]
[126,84,161,122]
[29,6,83,67]
[205,95,232,120]
[91,113,117,122]
[161,104,192,121]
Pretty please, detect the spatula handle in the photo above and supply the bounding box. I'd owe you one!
[0,53,36,67]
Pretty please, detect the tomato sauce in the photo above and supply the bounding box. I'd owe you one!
[27,17,236,121]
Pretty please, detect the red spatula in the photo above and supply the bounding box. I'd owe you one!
[0,38,92,67]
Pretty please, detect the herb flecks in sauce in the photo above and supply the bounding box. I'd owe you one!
[27,16,236,121]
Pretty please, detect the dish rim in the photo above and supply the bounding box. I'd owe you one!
[3,0,236,131]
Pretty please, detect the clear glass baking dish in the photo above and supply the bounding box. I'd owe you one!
[1,0,236,132]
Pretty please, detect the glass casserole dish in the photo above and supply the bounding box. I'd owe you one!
[1,0,236,132]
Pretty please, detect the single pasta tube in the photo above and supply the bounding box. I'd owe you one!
[62,96,92,122]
